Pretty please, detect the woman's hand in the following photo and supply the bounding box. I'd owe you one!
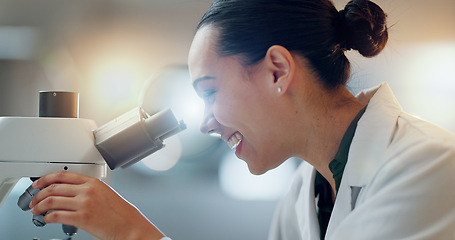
[28,170,165,240]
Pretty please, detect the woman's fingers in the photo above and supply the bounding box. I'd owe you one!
[29,183,79,209]
[29,170,103,217]
[43,210,75,225]
[32,170,90,189]
[27,170,166,239]
[30,196,76,215]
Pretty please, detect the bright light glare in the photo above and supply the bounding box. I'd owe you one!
[91,58,143,108]
[396,42,455,131]
[219,152,296,201]
[99,68,133,99]
[139,66,219,164]
[140,136,182,171]
[169,79,205,130]
[404,42,455,88]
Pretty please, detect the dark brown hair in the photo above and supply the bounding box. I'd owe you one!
[197,0,388,89]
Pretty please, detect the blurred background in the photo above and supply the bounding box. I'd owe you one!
[0,0,454,239]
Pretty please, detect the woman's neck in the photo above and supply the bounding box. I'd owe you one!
[291,84,366,197]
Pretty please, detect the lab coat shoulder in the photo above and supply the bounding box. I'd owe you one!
[329,83,455,239]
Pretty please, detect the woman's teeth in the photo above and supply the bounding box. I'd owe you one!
[228,132,243,149]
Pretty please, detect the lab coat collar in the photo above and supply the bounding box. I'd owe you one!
[345,82,402,187]
[326,83,402,238]
[290,83,402,240]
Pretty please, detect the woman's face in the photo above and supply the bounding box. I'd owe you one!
[188,26,289,174]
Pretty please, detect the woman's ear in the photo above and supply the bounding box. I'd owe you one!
[264,45,295,94]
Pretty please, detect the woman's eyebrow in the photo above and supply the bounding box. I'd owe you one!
[192,76,216,91]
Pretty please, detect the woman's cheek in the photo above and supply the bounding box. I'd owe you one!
[212,98,237,128]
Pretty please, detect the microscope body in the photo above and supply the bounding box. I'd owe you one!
[0,116,107,208]
[0,91,185,240]
[0,107,185,209]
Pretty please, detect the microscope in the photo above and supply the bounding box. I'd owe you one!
[0,91,186,240]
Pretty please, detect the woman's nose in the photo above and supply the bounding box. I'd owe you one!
[200,112,220,135]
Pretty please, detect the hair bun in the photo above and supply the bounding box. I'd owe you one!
[338,0,388,57]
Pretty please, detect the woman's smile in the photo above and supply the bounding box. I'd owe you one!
[227,132,243,149]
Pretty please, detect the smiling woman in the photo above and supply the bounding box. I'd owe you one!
[189,26,299,175]
[18,0,455,240]
[187,0,455,240]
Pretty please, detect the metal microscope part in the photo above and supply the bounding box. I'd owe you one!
[32,214,46,227]
[62,224,78,236]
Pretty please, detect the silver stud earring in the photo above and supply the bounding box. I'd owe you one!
[278,87,282,93]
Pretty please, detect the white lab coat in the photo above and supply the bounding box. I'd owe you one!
[269,83,455,240]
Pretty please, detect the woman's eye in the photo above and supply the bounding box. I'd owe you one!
[202,90,216,103]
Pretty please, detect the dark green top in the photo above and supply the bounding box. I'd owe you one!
[315,106,366,240]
